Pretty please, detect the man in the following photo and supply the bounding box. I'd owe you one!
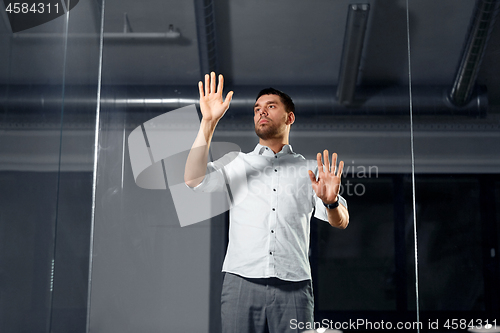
[185,72,349,333]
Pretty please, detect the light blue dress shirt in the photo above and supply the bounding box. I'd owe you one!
[192,143,347,281]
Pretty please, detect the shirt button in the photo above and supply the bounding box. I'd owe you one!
[271,230,274,233]
[269,252,272,255]
[274,169,277,172]
[273,189,276,191]
[272,208,275,211]
[274,156,277,158]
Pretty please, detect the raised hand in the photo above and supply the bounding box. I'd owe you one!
[198,72,234,122]
[308,150,344,205]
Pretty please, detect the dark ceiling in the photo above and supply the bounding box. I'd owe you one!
[1,0,500,110]
[1,0,499,174]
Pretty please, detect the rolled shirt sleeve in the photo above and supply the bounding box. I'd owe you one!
[185,162,226,192]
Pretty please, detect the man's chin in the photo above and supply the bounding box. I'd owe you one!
[255,129,274,140]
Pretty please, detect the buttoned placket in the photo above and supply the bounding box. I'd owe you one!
[268,151,280,277]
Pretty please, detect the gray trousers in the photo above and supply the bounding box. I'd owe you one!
[221,273,314,333]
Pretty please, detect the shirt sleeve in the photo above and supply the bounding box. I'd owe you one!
[186,151,241,193]
[314,193,348,222]
[185,161,226,192]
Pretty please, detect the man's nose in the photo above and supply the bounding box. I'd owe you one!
[258,108,268,116]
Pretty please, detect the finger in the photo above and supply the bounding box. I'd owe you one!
[337,160,344,178]
[210,72,216,94]
[308,170,317,185]
[223,91,234,108]
[331,152,337,174]
[204,74,209,96]
[217,74,223,95]
[198,81,204,98]
[324,150,330,172]
[316,153,323,173]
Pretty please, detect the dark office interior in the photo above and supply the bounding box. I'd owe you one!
[1,0,499,332]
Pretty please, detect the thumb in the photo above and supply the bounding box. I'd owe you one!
[308,170,317,185]
[223,91,234,108]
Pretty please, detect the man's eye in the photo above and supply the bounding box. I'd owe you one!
[269,105,275,108]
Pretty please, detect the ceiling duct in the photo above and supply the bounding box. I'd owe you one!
[194,0,219,73]
[336,4,370,106]
[449,0,500,106]
[0,85,486,119]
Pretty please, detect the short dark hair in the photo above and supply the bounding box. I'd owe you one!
[256,87,295,113]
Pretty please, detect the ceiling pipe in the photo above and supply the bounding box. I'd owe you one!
[12,12,182,41]
[449,0,500,106]
[12,29,182,40]
[0,85,486,118]
[336,4,370,106]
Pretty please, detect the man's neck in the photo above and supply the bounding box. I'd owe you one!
[259,138,288,154]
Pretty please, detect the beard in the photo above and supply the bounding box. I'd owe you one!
[255,119,286,140]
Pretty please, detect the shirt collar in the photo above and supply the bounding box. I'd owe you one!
[253,143,294,156]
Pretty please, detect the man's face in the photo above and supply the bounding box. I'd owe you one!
[254,94,292,140]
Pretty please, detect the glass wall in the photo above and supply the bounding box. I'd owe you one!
[410,0,500,328]
[86,1,213,332]
[0,1,102,332]
[87,1,418,332]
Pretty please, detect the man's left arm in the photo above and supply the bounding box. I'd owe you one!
[326,201,349,229]
[309,150,350,229]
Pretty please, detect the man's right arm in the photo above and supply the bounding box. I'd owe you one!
[184,72,233,188]
[184,118,218,187]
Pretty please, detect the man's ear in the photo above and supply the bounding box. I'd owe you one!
[286,112,295,125]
